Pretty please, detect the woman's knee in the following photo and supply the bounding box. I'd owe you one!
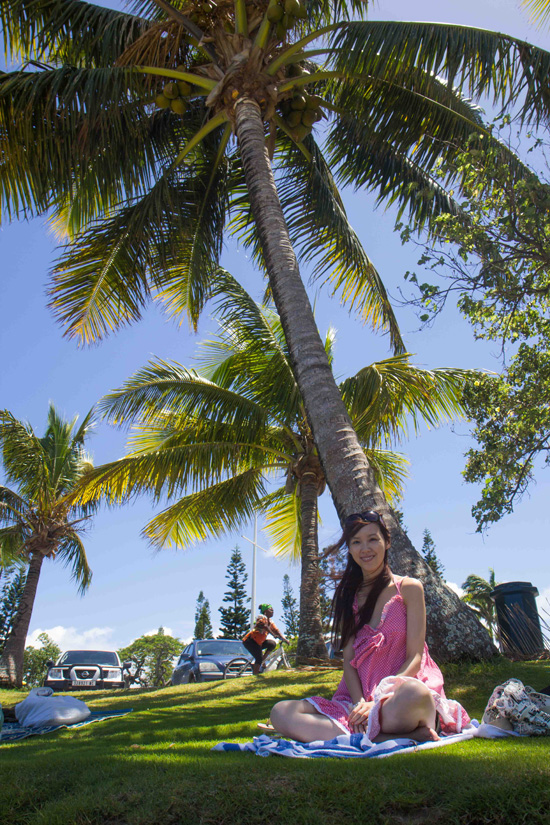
[393,681,435,713]
[270,699,309,728]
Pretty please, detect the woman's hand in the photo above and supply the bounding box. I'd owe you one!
[348,698,374,734]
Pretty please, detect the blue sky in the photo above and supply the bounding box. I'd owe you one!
[1,0,549,653]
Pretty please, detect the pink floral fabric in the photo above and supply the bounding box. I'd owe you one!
[306,577,470,739]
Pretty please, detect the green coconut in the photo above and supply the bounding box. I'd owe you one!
[290,93,307,110]
[295,2,307,18]
[301,110,317,128]
[293,124,311,141]
[177,80,192,96]
[276,22,286,38]
[163,82,179,100]
[155,93,171,109]
[287,62,305,77]
[170,98,187,115]
[305,94,321,110]
[267,4,284,21]
[286,110,302,127]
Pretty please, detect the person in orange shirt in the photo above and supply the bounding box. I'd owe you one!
[242,604,289,675]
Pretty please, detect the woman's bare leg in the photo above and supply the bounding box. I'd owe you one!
[270,699,345,743]
[376,681,439,742]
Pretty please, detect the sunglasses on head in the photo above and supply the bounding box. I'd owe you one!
[344,510,383,526]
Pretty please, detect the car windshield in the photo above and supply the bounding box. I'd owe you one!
[195,640,249,657]
[58,650,119,666]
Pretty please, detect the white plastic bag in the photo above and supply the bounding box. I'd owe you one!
[15,687,91,727]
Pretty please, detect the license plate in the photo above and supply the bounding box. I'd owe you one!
[73,679,96,686]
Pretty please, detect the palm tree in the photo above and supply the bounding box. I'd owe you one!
[0,405,96,686]
[75,274,479,660]
[2,1,547,656]
[461,569,498,641]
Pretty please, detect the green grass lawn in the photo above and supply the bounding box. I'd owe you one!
[1,659,549,825]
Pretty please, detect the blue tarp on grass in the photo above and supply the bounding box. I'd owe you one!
[0,709,132,744]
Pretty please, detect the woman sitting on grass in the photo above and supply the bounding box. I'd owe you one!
[270,511,470,743]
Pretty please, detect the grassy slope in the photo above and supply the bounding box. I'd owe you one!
[1,660,549,825]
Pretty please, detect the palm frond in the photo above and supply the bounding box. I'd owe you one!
[340,355,475,445]
[156,143,239,331]
[329,21,550,127]
[0,411,50,495]
[261,486,302,562]
[143,468,268,548]
[364,446,408,505]
[48,130,231,343]
[56,532,92,592]
[522,0,550,28]
[0,525,28,563]
[0,65,153,225]
[232,133,405,353]
[73,431,284,505]
[0,0,148,67]
[326,71,534,229]
[196,271,303,423]
[99,358,270,437]
[0,485,28,524]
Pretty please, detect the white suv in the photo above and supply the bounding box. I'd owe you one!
[44,650,130,690]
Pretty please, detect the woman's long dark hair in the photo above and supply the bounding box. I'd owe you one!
[330,515,391,650]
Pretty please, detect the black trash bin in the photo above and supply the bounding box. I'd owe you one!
[490,581,544,657]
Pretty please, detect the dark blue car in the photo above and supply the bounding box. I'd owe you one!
[171,639,253,684]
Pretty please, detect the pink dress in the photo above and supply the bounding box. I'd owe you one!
[306,577,470,739]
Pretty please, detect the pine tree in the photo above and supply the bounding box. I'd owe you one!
[318,547,348,633]
[281,575,299,637]
[218,547,249,639]
[194,591,214,639]
[421,529,445,578]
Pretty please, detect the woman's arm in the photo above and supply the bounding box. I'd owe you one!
[268,620,289,644]
[342,636,374,732]
[397,578,427,678]
[342,636,364,703]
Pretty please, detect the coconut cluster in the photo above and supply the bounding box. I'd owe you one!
[280,90,324,141]
[154,69,194,114]
[187,0,217,29]
[267,0,307,38]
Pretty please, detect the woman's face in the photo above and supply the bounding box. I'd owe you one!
[348,523,389,579]
[264,607,274,618]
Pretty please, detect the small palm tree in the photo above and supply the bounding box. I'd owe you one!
[461,569,498,641]
[0,405,96,686]
[75,274,476,659]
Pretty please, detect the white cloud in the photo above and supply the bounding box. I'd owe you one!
[445,581,465,599]
[26,625,114,650]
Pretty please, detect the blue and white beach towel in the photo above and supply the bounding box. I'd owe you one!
[213,723,479,759]
[0,709,132,744]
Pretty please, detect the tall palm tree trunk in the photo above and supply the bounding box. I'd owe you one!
[234,99,379,512]
[0,552,44,686]
[296,472,329,664]
[234,98,496,662]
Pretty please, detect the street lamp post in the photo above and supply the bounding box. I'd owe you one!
[241,514,270,629]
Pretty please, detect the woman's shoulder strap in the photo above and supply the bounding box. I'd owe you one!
[392,574,414,594]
